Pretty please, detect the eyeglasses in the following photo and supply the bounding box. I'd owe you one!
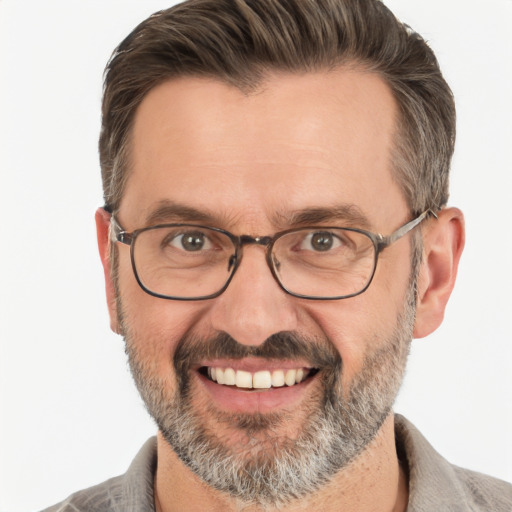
[109,210,433,301]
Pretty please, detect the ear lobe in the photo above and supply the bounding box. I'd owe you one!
[95,207,122,334]
[413,207,465,339]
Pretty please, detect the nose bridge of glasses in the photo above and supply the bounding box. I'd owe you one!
[239,234,273,247]
[228,234,275,274]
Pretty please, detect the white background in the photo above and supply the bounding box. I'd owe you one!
[1,1,511,510]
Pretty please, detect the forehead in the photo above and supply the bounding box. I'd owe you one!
[121,69,407,231]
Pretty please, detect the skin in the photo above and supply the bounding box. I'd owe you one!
[96,68,464,511]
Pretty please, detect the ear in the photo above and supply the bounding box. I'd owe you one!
[413,207,465,338]
[95,207,122,334]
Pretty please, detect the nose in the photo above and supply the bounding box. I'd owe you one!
[208,245,298,346]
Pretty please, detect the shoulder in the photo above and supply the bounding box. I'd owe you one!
[395,414,512,512]
[39,437,157,512]
[40,475,124,512]
[450,465,512,511]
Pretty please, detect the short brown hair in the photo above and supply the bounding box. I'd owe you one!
[99,0,455,215]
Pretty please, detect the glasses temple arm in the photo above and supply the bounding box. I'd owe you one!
[109,215,131,244]
[378,209,436,248]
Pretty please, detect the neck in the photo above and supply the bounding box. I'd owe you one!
[154,413,408,512]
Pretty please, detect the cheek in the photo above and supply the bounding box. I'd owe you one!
[116,257,209,375]
[308,303,385,384]
[305,268,410,385]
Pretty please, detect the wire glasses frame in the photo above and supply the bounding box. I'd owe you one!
[109,209,434,301]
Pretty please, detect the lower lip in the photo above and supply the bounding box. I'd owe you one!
[195,371,318,414]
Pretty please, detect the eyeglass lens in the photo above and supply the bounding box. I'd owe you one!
[131,225,377,300]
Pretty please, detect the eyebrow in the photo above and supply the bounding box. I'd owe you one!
[143,201,220,226]
[142,200,372,231]
[275,205,372,230]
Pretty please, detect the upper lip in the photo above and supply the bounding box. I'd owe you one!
[194,357,316,373]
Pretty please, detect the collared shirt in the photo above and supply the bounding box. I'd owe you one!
[42,415,512,511]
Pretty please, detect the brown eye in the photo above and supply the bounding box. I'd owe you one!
[299,231,342,252]
[309,232,334,251]
[180,232,206,251]
[164,231,212,252]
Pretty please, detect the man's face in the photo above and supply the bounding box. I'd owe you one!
[112,69,417,505]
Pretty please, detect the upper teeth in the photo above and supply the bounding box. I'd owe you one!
[207,367,307,389]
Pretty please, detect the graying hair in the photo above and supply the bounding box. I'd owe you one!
[99,0,455,216]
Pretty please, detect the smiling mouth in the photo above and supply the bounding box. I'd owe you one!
[199,366,319,390]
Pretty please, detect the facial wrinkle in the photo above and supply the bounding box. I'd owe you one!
[124,288,415,507]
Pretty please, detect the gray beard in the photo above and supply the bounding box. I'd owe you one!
[123,282,415,508]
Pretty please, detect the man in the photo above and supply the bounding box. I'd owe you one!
[44,0,512,510]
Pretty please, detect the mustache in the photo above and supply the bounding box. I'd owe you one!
[173,331,341,376]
